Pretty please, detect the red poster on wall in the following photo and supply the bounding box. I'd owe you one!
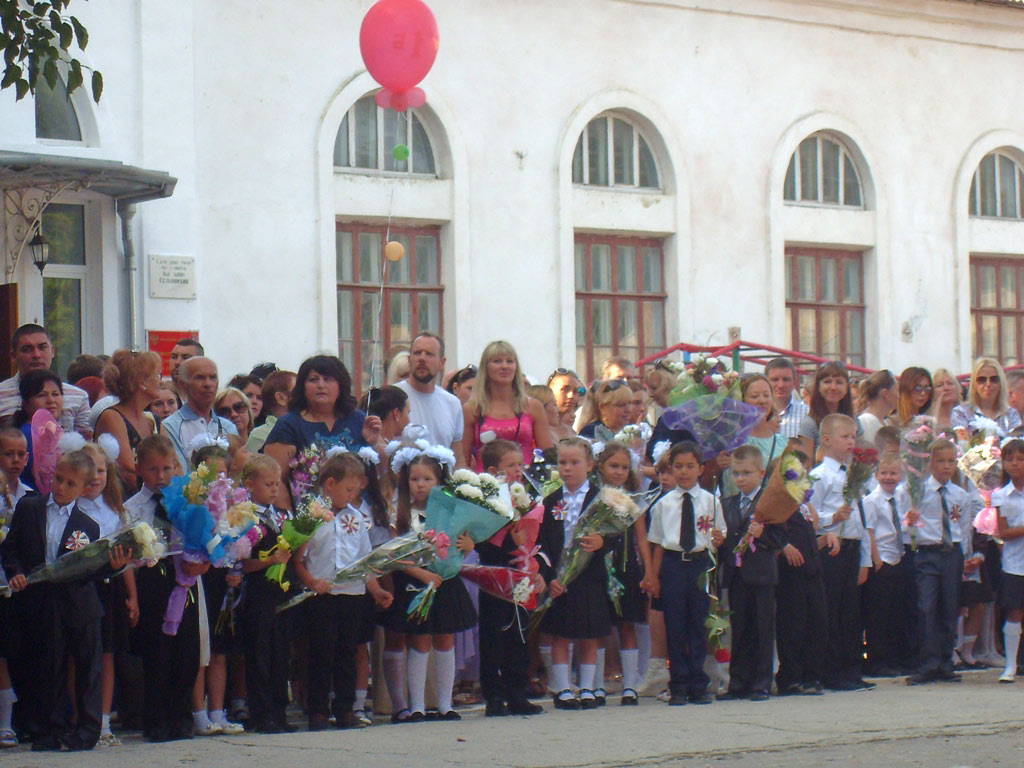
[147,330,199,376]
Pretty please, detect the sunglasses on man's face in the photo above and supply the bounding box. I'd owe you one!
[216,402,249,416]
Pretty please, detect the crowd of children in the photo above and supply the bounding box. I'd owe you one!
[2,342,1023,753]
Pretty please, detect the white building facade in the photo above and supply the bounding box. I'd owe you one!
[2,0,1024,385]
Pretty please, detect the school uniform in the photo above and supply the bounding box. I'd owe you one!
[79,496,132,657]
[356,497,390,644]
[1,493,104,749]
[774,504,827,693]
[0,479,34,662]
[908,476,972,680]
[720,489,782,697]
[861,486,912,674]
[537,482,610,639]
[996,483,1024,610]
[609,520,647,624]
[240,503,294,731]
[647,485,726,700]
[810,457,872,689]
[302,504,372,723]
[125,486,199,742]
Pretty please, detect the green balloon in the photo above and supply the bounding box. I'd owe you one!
[392,144,410,162]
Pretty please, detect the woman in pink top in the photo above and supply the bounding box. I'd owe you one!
[462,340,553,471]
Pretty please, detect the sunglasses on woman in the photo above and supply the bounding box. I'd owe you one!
[216,402,249,417]
[976,375,1000,385]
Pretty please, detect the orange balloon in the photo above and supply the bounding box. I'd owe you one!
[384,241,405,261]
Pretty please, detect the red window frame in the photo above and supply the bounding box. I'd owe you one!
[574,234,667,382]
[784,246,866,368]
[970,255,1024,366]
[336,223,443,394]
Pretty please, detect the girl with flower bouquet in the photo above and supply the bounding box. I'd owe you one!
[535,437,607,710]
[382,451,476,723]
[293,453,393,731]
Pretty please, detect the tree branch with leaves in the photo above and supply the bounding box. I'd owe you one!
[0,0,101,102]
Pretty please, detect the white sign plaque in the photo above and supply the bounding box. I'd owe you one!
[149,255,196,300]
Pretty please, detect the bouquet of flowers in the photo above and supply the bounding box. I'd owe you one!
[959,434,1003,536]
[275,528,449,613]
[524,448,561,498]
[900,416,936,551]
[528,487,654,632]
[0,520,168,598]
[735,451,812,562]
[459,564,538,611]
[659,356,762,461]
[262,496,335,591]
[841,445,879,536]
[204,475,260,567]
[288,443,328,505]
[0,476,15,546]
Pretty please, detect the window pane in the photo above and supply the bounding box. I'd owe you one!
[638,137,658,188]
[388,234,410,284]
[784,157,796,201]
[846,311,864,356]
[353,98,377,169]
[1002,316,1017,364]
[338,341,354,377]
[842,259,860,304]
[418,292,440,333]
[359,233,381,284]
[796,255,815,301]
[42,204,85,265]
[821,258,837,303]
[618,299,638,347]
[576,346,588,382]
[799,138,818,201]
[337,289,353,341]
[383,109,407,172]
[821,139,840,204]
[575,298,586,346]
[978,265,997,308]
[592,347,613,383]
[785,255,794,301]
[642,300,665,349]
[35,77,81,141]
[587,119,609,186]
[360,341,375,392]
[843,155,861,207]
[641,247,662,292]
[411,114,435,174]
[592,299,612,344]
[360,292,377,341]
[334,114,349,166]
[414,236,438,285]
[43,277,81,377]
[616,246,636,292]
[999,155,1018,218]
[971,264,977,308]
[390,292,412,344]
[820,309,840,356]
[572,138,584,184]
[980,154,997,216]
[613,119,634,186]
[575,242,586,288]
[796,309,817,352]
[591,244,611,290]
[1001,266,1017,309]
[336,230,353,283]
[981,314,998,357]
[969,172,978,216]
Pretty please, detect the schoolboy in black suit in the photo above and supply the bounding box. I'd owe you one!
[718,446,783,701]
[1,450,128,751]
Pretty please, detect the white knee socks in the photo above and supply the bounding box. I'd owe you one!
[383,650,408,712]
[552,663,571,697]
[620,648,640,692]
[578,663,596,697]
[435,648,456,714]
[407,648,429,714]
[1003,623,1021,678]
[594,648,606,693]
[0,688,16,732]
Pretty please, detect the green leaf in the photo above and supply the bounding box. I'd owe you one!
[47,8,59,29]
[33,3,50,15]
[1,63,19,87]
[57,21,71,50]
[90,68,101,101]
[42,55,56,89]
[15,77,27,99]
[70,15,86,49]
[65,59,80,92]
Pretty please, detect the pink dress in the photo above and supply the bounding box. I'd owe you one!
[471,412,536,471]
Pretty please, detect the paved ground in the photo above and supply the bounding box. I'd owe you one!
[5,669,1024,767]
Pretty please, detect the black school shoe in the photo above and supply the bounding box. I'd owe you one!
[906,670,938,685]
[31,734,63,752]
[620,689,639,706]
[507,699,544,716]
[687,691,712,705]
[579,690,598,710]
[749,690,770,702]
[553,691,580,710]
[593,688,607,707]
[485,699,509,717]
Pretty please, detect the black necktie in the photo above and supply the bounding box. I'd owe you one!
[888,497,903,548]
[938,486,953,552]
[679,492,695,552]
[740,495,752,521]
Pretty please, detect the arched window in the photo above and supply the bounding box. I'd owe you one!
[333,95,436,176]
[35,76,82,141]
[571,114,660,189]
[969,150,1024,219]
[783,133,862,207]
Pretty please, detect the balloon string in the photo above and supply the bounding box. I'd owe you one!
[368,186,396,403]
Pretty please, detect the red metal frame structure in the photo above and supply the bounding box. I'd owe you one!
[635,339,875,378]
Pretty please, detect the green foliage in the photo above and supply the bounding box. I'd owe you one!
[0,0,101,103]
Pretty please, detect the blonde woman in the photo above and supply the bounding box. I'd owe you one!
[929,368,962,431]
[214,387,254,445]
[462,340,552,471]
[576,379,633,443]
[951,357,1022,435]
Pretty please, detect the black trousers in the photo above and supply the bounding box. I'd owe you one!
[727,581,775,694]
[915,545,963,675]
[306,593,362,719]
[822,540,863,686]
[478,593,529,704]
[242,595,291,726]
[660,554,710,697]
[775,569,827,689]
[863,562,910,669]
[901,549,921,667]
[41,607,102,747]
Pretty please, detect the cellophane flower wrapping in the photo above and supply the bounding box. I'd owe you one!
[288,443,328,506]
[204,476,259,567]
[459,564,537,611]
[30,409,62,494]
[263,496,334,591]
[843,446,879,507]
[900,415,936,550]
[959,435,1003,535]
[736,451,811,562]
[423,482,515,580]
[661,396,763,462]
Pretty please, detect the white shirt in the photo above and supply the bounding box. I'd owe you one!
[301,504,371,595]
[909,476,974,547]
[809,456,872,567]
[44,494,75,565]
[79,495,123,538]
[357,497,390,549]
[995,482,1024,576]
[863,485,907,566]
[857,412,884,444]
[0,374,92,436]
[125,485,158,527]
[395,381,464,449]
[559,480,591,548]
[779,393,809,440]
[647,485,726,553]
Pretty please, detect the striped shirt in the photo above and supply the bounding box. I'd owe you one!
[778,393,809,439]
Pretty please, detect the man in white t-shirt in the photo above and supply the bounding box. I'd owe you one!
[395,332,464,464]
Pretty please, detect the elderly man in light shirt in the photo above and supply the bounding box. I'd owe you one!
[160,356,237,469]
[765,357,808,442]
[0,324,92,437]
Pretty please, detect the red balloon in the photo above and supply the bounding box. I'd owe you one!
[360,0,439,94]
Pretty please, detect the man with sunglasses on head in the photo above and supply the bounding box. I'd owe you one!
[547,368,585,436]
